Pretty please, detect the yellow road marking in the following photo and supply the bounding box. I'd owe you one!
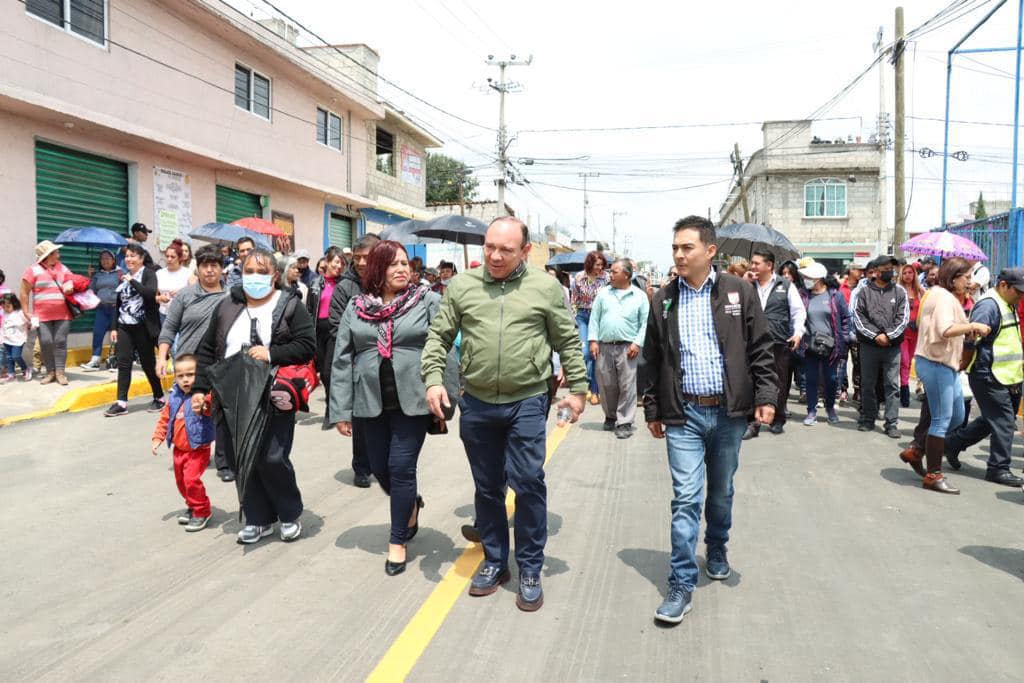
[366,422,574,683]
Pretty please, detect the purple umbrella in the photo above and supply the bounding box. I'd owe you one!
[900,231,987,261]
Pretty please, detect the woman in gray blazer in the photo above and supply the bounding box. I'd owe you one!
[330,240,456,576]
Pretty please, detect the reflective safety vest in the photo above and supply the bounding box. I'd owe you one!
[971,289,1024,385]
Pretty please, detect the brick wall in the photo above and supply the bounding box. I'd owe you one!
[365,121,427,208]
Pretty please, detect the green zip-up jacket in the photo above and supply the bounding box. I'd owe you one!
[421,263,589,404]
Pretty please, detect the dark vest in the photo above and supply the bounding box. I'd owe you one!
[760,276,793,344]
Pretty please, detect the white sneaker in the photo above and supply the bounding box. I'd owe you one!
[280,521,302,542]
[80,360,101,372]
[236,525,273,545]
[177,510,192,525]
[22,368,32,381]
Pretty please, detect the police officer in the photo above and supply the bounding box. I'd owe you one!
[944,267,1024,486]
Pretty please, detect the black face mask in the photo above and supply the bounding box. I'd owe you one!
[879,270,895,284]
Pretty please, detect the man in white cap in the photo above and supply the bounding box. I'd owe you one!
[294,249,315,288]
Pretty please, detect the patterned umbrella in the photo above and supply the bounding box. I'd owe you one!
[232,216,287,237]
[900,231,987,261]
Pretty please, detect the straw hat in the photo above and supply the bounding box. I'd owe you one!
[35,240,61,263]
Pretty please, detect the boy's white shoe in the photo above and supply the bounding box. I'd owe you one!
[237,525,273,544]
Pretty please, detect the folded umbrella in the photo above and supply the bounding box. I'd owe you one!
[900,231,987,261]
[207,352,274,521]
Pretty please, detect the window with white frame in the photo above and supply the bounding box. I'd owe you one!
[234,64,271,120]
[316,108,342,151]
[804,178,847,218]
[26,0,106,45]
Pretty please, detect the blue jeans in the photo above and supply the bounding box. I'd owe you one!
[459,392,548,573]
[91,304,115,356]
[914,356,964,438]
[576,310,599,395]
[664,402,747,592]
[804,352,838,413]
[4,343,26,374]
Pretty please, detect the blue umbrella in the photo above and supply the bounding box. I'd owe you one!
[189,223,271,250]
[54,227,127,249]
[547,250,588,272]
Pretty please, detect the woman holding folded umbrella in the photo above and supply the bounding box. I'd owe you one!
[193,248,315,544]
[330,240,454,576]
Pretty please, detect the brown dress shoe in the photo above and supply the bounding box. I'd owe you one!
[39,372,56,385]
[922,472,960,495]
[899,444,926,477]
[55,373,69,386]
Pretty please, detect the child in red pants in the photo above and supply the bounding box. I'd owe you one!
[151,354,216,531]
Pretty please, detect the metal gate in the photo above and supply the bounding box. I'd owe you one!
[945,209,1023,275]
[35,140,129,331]
[327,213,353,251]
[215,185,261,223]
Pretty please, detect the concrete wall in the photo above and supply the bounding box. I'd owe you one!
[365,121,428,208]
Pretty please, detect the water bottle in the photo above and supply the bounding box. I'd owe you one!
[556,406,573,426]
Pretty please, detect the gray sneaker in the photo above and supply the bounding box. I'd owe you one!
[280,520,302,542]
[176,510,192,525]
[80,360,101,372]
[185,516,209,532]
[654,587,693,624]
[237,525,273,544]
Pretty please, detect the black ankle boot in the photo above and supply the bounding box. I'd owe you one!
[900,385,910,408]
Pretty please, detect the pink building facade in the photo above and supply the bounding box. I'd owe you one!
[0,0,384,344]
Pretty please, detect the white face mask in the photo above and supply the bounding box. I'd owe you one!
[803,277,818,290]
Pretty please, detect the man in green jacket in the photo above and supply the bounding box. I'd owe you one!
[422,217,588,612]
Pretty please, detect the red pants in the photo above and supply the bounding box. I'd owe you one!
[174,446,211,517]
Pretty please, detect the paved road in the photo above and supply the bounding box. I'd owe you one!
[2,394,1023,681]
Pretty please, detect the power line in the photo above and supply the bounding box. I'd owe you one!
[250,0,497,132]
[528,179,732,195]
[518,116,869,134]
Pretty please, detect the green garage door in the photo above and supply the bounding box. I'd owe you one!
[216,185,262,223]
[327,213,353,251]
[35,140,129,332]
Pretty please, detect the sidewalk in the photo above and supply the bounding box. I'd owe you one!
[0,364,172,426]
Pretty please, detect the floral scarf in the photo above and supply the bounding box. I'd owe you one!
[353,284,429,359]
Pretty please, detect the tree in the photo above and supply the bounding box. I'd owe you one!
[426,153,478,205]
[975,192,988,220]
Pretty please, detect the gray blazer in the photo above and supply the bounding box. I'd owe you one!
[328,291,458,423]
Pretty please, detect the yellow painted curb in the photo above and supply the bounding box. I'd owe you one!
[0,374,174,428]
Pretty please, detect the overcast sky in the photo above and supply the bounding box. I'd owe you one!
[237,0,1022,270]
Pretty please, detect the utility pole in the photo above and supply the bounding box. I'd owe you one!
[731,143,750,223]
[486,54,532,217]
[874,26,889,255]
[893,7,906,256]
[611,210,628,254]
[579,172,600,244]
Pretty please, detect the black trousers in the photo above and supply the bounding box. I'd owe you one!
[946,374,1021,474]
[242,411,303,526]
[750,343,790,427]
[859,344,900,428]
[351,418,372,477]
[460,392,548,574]
[116,323,163,403]
[363,409,431,544]
[214,421,234,475]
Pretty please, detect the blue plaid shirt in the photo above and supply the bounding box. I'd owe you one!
[677,270,725,395]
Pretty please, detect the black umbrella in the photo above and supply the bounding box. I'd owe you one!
[207,352,274,520]
[380,220,441,244]
[715,223,799,262]
[546,250,588,273]
[411,215,488,245]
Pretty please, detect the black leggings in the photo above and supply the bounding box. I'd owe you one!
[116,323,163,403]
